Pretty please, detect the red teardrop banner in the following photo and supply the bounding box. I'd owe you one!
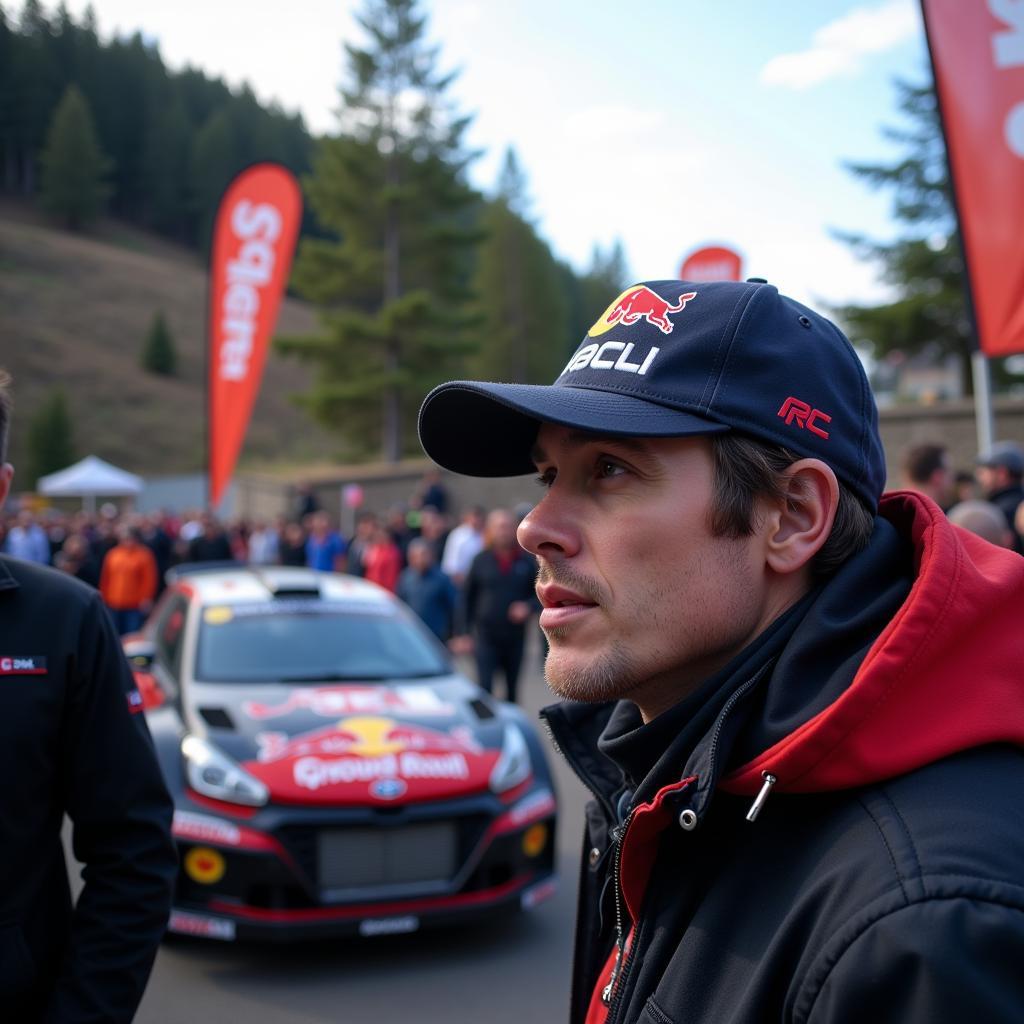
[208,163,303,508]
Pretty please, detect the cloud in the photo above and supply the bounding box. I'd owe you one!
[760,0,919,89]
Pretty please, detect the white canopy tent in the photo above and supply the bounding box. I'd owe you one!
[38,455,143,513]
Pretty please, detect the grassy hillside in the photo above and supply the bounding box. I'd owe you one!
[0,200,339,481]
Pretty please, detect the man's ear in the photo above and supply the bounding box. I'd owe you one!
[0,463,13,511]
[762,459,839,576]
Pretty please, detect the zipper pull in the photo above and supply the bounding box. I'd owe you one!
[601,940,624,1005]
[746,772,777,822]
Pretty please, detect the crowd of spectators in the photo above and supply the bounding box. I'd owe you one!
[900,439,1024,551]
[0,474,540,703]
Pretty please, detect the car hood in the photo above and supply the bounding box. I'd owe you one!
[187,676,507,806]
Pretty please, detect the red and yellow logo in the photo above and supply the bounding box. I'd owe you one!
[589,285,697,337]
[184,846,226,885]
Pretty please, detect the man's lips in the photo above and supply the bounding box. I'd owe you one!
[537,584,598,610]
[537,584,599,630]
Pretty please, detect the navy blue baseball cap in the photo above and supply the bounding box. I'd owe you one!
[418,279,885,511]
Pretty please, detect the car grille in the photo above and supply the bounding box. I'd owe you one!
[318,822,457,894]
[276,814,490,901]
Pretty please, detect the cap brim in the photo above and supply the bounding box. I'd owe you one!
[418,381,730,477]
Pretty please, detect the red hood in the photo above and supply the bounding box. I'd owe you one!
[723,490,1024,795]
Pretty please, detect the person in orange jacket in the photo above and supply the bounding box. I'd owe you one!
[100,524,158,635]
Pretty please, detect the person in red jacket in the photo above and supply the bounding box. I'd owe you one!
[418,279,1024,1024]
[100,524,158,634]
[363,523,402,593]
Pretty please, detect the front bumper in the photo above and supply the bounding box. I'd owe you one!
[167,786,557,942]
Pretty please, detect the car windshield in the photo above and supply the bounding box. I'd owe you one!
[195,600,450,683]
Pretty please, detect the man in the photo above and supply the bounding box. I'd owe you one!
[947,499,1015,548]
[305,510,347,572]
[186,512,233,563]
[899,441,952,510]
[418,280,1024,1022]
[441,504,486,585]
[3,508,51,564]
[451,508,538,703]
[975,440,1024,551]
[100,523,159,635]
[397,537,457,641]
[0,371,177,1022]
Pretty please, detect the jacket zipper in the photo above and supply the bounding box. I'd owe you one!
[601,807,636,1007]
[603,666,774,1020]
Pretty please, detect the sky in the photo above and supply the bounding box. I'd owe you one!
[49,0,929,310]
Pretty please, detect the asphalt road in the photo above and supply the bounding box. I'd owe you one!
[123,638,590,1024]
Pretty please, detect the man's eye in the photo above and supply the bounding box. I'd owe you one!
[535,469,555,489]
[596,459,626,479]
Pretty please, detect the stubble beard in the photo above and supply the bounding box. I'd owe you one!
[537,561,644,705]
[538,538,761,709]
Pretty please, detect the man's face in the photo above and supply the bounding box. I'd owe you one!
[487,510,517,550]
[976,464,1008,496]
[518,424,771,718]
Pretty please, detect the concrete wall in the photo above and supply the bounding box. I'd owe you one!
[231,398,1024,525]
[879,397,1024,484]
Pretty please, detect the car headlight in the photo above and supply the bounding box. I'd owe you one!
[489,724,532,794]
[182,735,269,807]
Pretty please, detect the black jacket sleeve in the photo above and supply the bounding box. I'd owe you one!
[802,897,1024,1023]
[45,593,177,1024]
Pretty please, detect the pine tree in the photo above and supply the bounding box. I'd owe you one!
[278,0,482,461]
[27,388,75,486]
[141,311,177,376]
[38,82,111,229]
[471,148,572,383]
[833,76,1021,393]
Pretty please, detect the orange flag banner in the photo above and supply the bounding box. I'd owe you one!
[922,0,1024,356]
[208,163,302,507]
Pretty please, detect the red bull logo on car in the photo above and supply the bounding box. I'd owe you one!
[244,715,498,803]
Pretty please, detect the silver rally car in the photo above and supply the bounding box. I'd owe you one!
[124,564,558,942]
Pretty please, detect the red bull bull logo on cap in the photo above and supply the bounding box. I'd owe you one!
[560,285,697,378]
[590,285,697,337]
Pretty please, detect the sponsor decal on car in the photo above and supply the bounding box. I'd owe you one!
[244,715,500,803]
[369,778,408,800]
[295,751,469,791]
[243,684,453,721]
[255,715,482,764]
[173,810,242,847]
[520,878,558,911]
[184,846,227,885]
[358,915,419,937]
[506,788,557,828]
[168,910,236,941]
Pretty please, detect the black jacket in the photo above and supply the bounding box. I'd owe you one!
[460,547,538,636]
[544,493,1024,1024]
[0,556,177,1023]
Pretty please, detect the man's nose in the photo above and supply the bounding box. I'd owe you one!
[517,493,581,560]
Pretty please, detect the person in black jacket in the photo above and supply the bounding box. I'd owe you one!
[975,440,1024,551]
[418,280,1024,1023]
[0,370,177,1023]
[451,508,538,703]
